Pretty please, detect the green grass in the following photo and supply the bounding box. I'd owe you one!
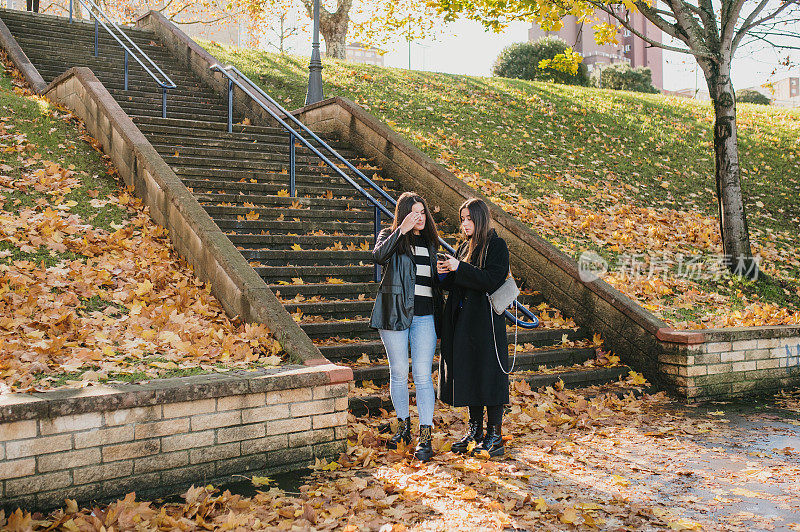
[202,43,800,325]
[0,66,129,231]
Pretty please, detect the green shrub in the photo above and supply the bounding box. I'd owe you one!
[592,63,659,93]
[737,89,771,105]
[492,38,589,86]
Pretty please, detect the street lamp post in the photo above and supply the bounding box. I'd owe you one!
[305,0,324,105]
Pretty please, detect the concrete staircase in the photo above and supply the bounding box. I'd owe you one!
[1,8,631,414]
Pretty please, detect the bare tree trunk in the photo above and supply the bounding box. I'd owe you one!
[319,11,348,59]
[301,0,351,59]
[701,58,758,279]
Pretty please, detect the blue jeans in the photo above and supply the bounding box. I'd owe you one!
[379,314,437,426]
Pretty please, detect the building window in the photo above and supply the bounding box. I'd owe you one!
[623,29,631,37]
[624,44,631,52]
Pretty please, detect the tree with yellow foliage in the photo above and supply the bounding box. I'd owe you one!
[431,0,800,278]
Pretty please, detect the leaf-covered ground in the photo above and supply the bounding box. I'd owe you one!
[6,377,800,531]
[203,43,800,329]
[0,62,284,393]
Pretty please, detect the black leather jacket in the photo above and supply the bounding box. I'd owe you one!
[369,227,443,335]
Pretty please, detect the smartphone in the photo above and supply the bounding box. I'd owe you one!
[436,252,449,262]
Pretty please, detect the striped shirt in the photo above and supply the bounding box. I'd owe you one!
[410,235,434,316]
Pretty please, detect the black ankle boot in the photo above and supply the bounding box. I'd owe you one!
[451,418,483,454]
[414,425,433,462]
[387,417,411,450]
[473,424,504,457]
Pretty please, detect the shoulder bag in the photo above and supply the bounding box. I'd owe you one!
[481,252,519,374]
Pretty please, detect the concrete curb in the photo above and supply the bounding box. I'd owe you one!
[0,15,46,94]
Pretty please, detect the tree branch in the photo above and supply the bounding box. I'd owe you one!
[720,0,748,54]
[733,0,799,51]
[664,0,714,54]
[696,0,719,42]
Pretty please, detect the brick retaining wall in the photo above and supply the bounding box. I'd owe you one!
[660,328,800,398]
[0,366,349,511]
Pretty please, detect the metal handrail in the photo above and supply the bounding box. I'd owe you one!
[211,65,539,329]
[69,0,176,118]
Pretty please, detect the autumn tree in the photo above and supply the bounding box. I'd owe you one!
[294,0,443,59]
[432,0,800,278]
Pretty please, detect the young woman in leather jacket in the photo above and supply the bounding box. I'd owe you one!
[370,192,444,462]
[437,198,510,458]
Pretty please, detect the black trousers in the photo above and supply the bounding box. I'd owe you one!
[26,0,39,11]
[469,405,503,426]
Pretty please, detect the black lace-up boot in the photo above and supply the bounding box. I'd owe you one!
[451,418,483,454]
[387,417,411,450]
[414,425,433,462]
[473,424,504,457]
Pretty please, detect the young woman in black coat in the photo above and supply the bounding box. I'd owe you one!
[436,198,510,457]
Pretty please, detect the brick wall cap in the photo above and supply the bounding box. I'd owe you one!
[0,364,351,424]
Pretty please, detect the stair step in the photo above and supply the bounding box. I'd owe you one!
[205,205,371,221]
[350,347,599,384]
[318,327,589,361]
[144,134,362,158]
[19,52,197,79]
[348,365,631,415]
[270,282,378,300]
[0,10,155,39]
[288,302,375,318]
[132,115,296,137]
[135,122,346,147]
[178,167,392,189]
[182,178,396,203]
[256,265,375,284]
[238,249,373,267]
[307,322,584,344]
[150,143,372,166]
[198,193,389,210]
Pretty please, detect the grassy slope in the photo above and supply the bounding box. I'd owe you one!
[0,63,280,392]
[203,42,800,328]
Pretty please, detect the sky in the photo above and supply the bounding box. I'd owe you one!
[377,19,800,92]
[282,17,799,93]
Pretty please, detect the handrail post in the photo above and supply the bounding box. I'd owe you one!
[94,16,99,57]
[289,133,296,198]
[162,88,167,119]
[374,207,381,282]
[123,50,129,91]
[69,0,73,22]
[227,79,233,133]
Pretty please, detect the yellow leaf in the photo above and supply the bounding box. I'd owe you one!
[610,474,630,486]
[251,476,272,486]
[291,277,304,285]
[461,488,478,500]
[559,507,579,524]
[291,244,303,251]
[277,189,290,197]
[628,371,648,386]
[245,210,260,221]
[326,277,345,284]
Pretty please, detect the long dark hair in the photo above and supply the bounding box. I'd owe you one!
[390,192,439,255]
[458,198,491,266]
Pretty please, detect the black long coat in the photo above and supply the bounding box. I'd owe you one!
[438,230,510,407]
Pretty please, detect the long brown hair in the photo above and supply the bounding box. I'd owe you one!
[458,198,491,266]
[390,192,439,255]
